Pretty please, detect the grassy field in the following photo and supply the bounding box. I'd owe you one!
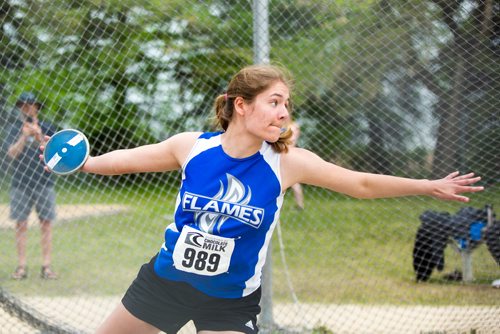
[0,181,498,306]
[274,188,500,305]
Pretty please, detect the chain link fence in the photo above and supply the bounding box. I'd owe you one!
[1,0,499,333]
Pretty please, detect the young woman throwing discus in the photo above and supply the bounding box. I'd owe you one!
[42,65,484,334]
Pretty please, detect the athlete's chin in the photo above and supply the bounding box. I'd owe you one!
[264,133,281,143]
[257,127,282,143]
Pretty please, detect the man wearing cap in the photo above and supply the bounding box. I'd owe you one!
[5,92,58,279]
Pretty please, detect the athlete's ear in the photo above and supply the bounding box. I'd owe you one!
[234,96,246,116]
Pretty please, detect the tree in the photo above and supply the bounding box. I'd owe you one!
[428,0,498,180]
[270,1,428,174]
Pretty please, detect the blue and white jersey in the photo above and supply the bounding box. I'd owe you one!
[154,132,284,298]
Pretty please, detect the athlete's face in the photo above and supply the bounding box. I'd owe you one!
[242,81,290,143]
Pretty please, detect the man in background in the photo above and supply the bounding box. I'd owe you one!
[6,92,58,279]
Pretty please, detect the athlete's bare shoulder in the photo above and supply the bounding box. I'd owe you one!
[168,131,203,144]
[163,131,203,166]
[280,146,314,189]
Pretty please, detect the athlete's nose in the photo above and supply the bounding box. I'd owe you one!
[278,104,289,120]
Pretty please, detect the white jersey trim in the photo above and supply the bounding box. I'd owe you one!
[242,193,284,296]
[260,142,282,193]
[162,222,179,251]
[181,134,221,180]
[243,144,283,296]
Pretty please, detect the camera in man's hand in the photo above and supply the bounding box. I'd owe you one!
[24,116,39,144]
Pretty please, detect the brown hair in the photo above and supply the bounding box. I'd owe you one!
[214,64,294,153]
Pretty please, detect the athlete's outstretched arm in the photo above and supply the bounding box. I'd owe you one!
[81,132,201,175]
[282,147,484,203]
[42,132,201,176]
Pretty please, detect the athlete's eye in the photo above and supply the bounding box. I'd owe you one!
[271,100,278,107]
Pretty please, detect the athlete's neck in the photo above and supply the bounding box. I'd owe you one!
[220,129,262,159]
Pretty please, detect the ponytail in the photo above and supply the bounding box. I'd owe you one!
[213,94,231,131]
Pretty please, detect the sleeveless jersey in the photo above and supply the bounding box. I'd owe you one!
[154,132,283,298]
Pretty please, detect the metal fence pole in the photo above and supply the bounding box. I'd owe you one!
[253,0,274,330]
[461,250,474,283]
[260,244,274,330]
[253,0,270,65]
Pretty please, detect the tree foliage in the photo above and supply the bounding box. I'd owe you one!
[1,0,497,182]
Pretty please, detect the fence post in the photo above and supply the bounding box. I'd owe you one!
[260,245,274,330]
[253,0,270,65]
[252,0,274,331]
[461,250,474,282]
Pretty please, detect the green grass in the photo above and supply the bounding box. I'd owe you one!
[0,181,175,296]
[273,185,500,305]
[0,183,498,306]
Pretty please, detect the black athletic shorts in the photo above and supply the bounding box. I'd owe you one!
[122,257,261,333]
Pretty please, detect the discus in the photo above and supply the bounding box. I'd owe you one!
[43,129,90,175]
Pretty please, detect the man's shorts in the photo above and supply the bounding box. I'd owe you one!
[122,257,261,333]
[10,186,56,222]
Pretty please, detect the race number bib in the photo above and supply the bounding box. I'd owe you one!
[172,226,235,276]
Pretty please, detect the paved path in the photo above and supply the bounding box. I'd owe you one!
[1,296,499,334]
[0,204,129,229]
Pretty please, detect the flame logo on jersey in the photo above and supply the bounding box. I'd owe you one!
[181,174,265,233]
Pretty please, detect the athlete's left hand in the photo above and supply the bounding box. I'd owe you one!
[429,171,484,202]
